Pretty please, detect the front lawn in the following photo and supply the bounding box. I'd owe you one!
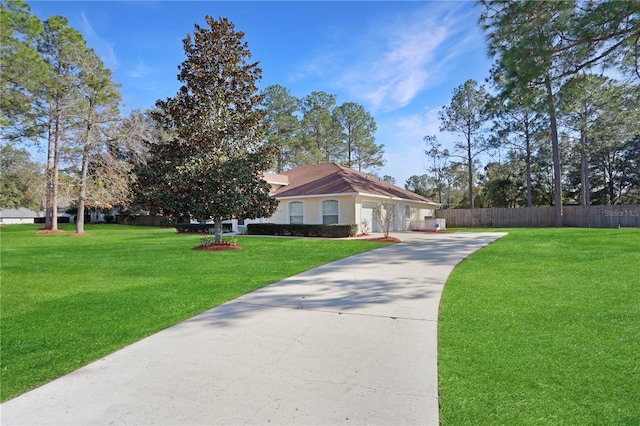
[0,224,390,401]
[439,228,640,425]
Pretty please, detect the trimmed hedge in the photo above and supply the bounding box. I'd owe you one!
[175,223,233,233]
[247,223,358,238]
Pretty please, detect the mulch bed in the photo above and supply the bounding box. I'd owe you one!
[356,233,400,243]
[37,229,91,236]
[367,236,401,243]
[192,244,242,251]
[37,229,66,234]
[176,231,217,235]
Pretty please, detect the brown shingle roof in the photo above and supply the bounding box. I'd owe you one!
[263,172,289,186]
[272,163,437,204]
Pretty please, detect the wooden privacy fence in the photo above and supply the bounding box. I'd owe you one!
[435,205,640,228]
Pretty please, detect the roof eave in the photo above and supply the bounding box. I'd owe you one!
[274,192,360,200]
[274,191,440,207]
[357,192,441,206]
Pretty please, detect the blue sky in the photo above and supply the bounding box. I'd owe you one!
[29,1,492,185]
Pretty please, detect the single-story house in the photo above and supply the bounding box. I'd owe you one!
[262,163,440,234]
[0,208,43,225]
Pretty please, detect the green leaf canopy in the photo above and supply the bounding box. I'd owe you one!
[136,16,278,235]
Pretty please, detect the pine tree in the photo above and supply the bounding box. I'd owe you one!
[480,0,639,223]
[438,79,490,209]
[299,91,342,164]
[335,101,383,173]
[261,84,299,172]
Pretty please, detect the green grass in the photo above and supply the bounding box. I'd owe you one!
[439,228,640,425]
[0,224,391,401]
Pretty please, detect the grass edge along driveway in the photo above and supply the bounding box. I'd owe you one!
[438,228,640,425]
[0,224,392,402]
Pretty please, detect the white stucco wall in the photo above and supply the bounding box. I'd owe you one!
[268,195,439,234]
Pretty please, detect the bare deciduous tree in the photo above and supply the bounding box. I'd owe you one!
[373,202,396,238]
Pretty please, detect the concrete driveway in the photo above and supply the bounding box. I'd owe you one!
[1,231,506,426]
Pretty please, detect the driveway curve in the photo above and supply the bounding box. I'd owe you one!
[1,231,506,426]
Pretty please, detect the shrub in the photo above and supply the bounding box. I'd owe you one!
[247,223,358,238]
[199,235,238,247]
[222,236,238,246]
[175,223,232,233]
[199,235,216,247]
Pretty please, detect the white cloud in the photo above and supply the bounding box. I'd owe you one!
[288,2,484,114]
[395,107,441,140]
[332,3,479,112]
[129,61,152,78]
[353,26,446,110]
[80,12,118,70]
[80,12,97,39]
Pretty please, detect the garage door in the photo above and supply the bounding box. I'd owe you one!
[361,207,377,233]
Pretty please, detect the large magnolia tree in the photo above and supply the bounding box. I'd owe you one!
[136,16,277,243]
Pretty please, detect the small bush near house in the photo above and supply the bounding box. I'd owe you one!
[247,223,358,238]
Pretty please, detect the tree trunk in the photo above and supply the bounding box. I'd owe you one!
[467,137,474,209]
[525,131,533,208]
[45,112,55,229]
[545,74,563,227]
[605,158,616,204]
[48,94,63,231]
[580,134,590,206]
[52,115,60,231]
[214,218,223,244]
[277,148,283,173]
[76,131,91,234]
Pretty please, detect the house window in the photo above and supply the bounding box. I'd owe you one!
[322,200,339,224]
[289,201,303,224]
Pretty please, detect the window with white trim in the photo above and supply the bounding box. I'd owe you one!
[322,200,339,224]
[289,201,303,224]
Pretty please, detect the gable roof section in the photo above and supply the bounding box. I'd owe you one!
[263,172,289,186]
[272,163,437,204]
